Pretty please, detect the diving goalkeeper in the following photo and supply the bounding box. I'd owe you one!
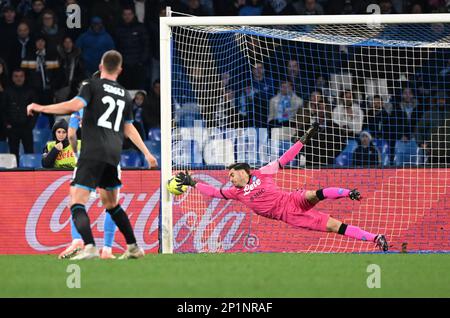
[176,123,389,252]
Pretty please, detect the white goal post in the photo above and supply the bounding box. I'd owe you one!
[159,13,450,254]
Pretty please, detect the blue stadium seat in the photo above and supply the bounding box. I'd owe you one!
[174,103,202,127]
[394,140,418,167]
[0,141,9,153]
[35,114,50,129]
[372,139,391,166]
[19,154,42,168]
[120,150,143,168]
[147,128,161,142]
[33,129,52,152]
[144,140,161,167]
[334,139,358,167]
[335,152,351,167]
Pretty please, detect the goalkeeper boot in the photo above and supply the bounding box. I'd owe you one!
[375,235,389,252]
[349,189,362,201]
[299,122,320,144]
[101,246,116,259]
[71,244,100,260]
[118,244,145,260]
[58,239,84,259]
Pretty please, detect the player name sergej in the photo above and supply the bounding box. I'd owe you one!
[103,83,125,97]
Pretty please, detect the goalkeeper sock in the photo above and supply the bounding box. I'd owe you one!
[106,205,137,245]
[316,188,350,200]
[103,211,117,248]
[340,224,377,242]
[70,204,95,246]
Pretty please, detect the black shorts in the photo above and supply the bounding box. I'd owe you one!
[71,159,122,191]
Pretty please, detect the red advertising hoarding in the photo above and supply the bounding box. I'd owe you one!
[0,169,448,254]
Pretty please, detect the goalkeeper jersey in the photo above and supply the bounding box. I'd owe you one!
[195,141,308,221]
[196,168,312,222]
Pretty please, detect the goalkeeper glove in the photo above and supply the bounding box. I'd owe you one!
[298,121,320,144]
[175,170,197,187]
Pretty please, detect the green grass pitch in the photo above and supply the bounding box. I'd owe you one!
[1,254,449,297]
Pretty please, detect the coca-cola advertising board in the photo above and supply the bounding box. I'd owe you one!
[0,169,448,254]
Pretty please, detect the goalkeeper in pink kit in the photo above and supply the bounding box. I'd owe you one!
[176,123,389,252]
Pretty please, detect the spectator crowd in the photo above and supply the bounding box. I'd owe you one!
[0,0,449,168]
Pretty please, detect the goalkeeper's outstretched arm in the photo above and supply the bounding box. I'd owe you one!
[259,141,304,175]
[175,171,230,199]
[260,122,320,174]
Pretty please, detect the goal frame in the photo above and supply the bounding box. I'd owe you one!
[159,13,450,254]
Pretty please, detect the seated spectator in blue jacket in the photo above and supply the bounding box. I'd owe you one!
[363,94,392,140]
[75,16,115,76]
[353,130,381,167]
[390,87,422,141]
[252,62,275,104]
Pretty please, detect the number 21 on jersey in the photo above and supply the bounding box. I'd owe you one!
[98,96,125,132]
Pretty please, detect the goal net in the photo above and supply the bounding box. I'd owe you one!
[160,14,450,253]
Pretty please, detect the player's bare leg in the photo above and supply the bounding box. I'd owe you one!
[99,189,144,259]
[70,186,100,260]
[326,217,389,252]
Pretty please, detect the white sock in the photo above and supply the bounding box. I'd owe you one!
[85,244,95,250]
[127,243,137,250]
[72,239,83,245]
[103,246,112,253]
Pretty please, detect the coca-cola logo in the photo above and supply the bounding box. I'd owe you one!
[25,172,250,253]
[25,174,160,251]
[172,173,249,252]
